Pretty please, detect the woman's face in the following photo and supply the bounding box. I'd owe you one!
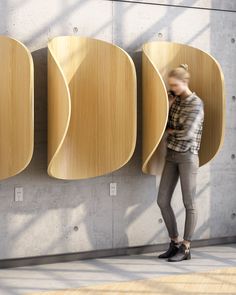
[168,77,187,96]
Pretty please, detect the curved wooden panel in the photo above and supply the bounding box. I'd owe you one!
[142,41,225,175]
[48,36,137,180]
[0,35,34,180]
[142,47,168,175]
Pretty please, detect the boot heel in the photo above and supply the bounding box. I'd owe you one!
[185,251,191,260]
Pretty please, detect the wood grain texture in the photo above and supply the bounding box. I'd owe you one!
[142,47,168,175]
[0,35,34,180]
[47,36,137,179]
[142,41,225,175]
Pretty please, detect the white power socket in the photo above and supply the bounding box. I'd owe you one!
[14,187,23,202]
[110,182,117,196]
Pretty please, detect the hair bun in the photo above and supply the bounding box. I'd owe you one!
[179,63,189,71]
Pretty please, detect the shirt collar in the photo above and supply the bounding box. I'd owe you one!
[177,92,196,102]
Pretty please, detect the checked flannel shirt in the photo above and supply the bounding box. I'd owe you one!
[166,92,204,154]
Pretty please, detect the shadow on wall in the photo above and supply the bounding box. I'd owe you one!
[26,1,89,47]
[0,1,194,258]
[114,0,213,243]
[209,6,236,237]
[114,0,230,243]
[0,0,233,261]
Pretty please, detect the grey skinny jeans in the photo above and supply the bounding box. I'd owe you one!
[157,147,199,242]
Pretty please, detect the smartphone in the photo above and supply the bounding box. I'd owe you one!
[168,90,176,96]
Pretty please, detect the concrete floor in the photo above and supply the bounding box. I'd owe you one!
[0,243,235,295]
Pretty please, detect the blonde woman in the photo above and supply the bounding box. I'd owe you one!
[157,64,204,262]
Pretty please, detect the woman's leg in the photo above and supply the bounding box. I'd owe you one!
[178,154,199,248]
[157,159,180,240]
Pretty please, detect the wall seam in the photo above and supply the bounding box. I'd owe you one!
[109,0,236,13]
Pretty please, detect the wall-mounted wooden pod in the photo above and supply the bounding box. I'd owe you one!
[47,36,137,180]
[142,41,225,175]
[0,35,34,180]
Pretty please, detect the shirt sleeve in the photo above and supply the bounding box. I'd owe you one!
[165,103,175,130]
[172,99,204,141]
[165,114,171,130]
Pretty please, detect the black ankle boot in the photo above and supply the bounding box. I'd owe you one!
[158,240,180,259]
[167,243,191,262]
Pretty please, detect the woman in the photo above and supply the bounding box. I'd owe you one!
[157,64,204,262]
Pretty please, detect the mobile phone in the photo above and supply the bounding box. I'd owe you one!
[168,90,176,96]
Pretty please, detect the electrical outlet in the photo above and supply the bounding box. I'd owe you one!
[14,187,23,202]
[110,182,117,196]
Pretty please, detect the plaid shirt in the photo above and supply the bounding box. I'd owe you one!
[166,92,204,154]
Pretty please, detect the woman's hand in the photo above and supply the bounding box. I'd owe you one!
[167,128,175,135]
[168,92,177,108]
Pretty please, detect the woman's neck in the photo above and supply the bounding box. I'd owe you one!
[179,89,193,99]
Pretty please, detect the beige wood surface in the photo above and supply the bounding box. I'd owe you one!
[142,41,225,175]
[0,35,34,180]
[48,36,137,179]
[27,266,236,295]
[142,46,168,175]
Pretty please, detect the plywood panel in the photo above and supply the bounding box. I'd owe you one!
[0,35,34,180]
[48,36,137,179]
[142,49,168,175]
[142,41,225,175]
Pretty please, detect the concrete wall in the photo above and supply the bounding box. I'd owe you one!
[0,0,235,260]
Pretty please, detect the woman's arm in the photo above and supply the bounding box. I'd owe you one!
[171,98,204,141]
[168,92,177,109]
[165,92,177,131]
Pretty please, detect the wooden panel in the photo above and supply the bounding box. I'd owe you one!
[142,49,168,175]
[48,36,137,179]
[142,41,225,175]
[0,35,34,180]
